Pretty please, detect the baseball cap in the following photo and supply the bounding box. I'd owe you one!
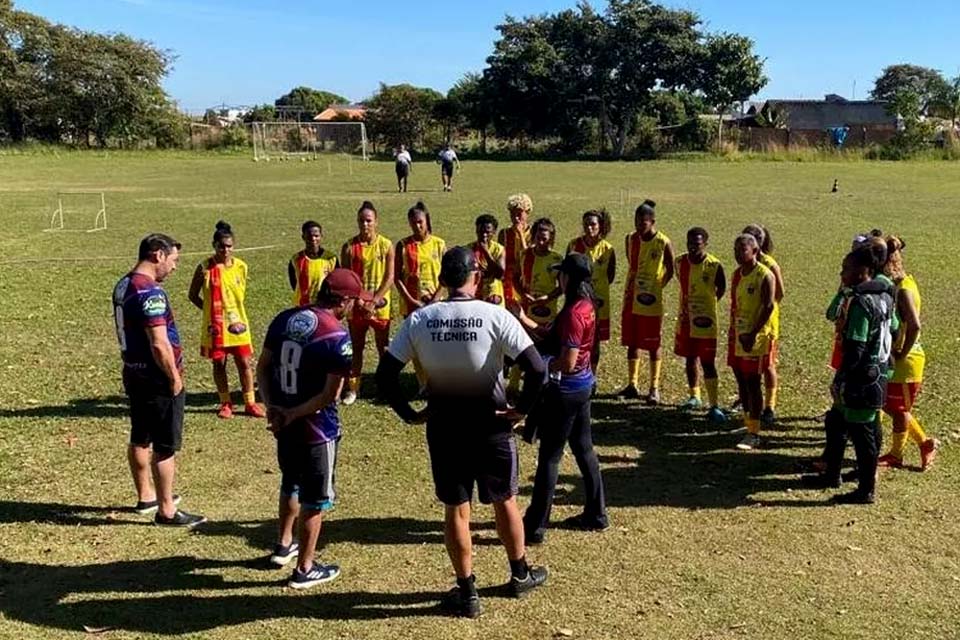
[322,268,374,302]
[550,252,592,279]
[440,246,479,287]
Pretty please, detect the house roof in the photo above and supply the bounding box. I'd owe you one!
[314,105,366,121]
[748,98,896,130]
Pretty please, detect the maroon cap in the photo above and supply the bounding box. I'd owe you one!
[323,268,374,302]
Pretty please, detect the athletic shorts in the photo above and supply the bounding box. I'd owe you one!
[621,313,662,350]
[441,161,455,177]
[395,161,410,178]
[731,355,763,376]
[674,334,717,360]
[425,418,518,506]
[201,343,253,362]
[276,435,339,511]
[128,389,185,457]
[349,313,390,334]
[883,381,922,413]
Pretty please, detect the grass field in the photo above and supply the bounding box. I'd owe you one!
[1,152,959,639]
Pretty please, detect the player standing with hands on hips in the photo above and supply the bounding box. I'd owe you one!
[376,246,548,618]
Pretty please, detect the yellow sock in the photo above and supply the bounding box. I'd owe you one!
[243,391,256,406]
[628,358,640,388]
[746,418,761,435]
[765,382,778,410]
[650,358,662,391]
[889,430,907,459]
[907,416,927,445]
[690,386,701,400]
[218,391,231,404]
[348,376,360,393]
[705,377,719,408]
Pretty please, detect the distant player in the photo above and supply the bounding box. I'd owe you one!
[742,224,784,426]
[472,213,506,306]
[256,269,373,588]
[567,209,616,374]
[340,201,395,405]
[437,144,461,192]
[394,144,412,193]
[519,218,564,327]
[288,220,338,307]
[728,234,775,450]
[674,227,727,423]
[188,221,265,419]
[619,200,674,405]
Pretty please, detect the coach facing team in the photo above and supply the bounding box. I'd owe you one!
[376,245,549,618]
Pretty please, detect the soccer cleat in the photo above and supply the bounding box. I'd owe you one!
[645,388,661,406]
[736,433,760,450]
[340,390,357,406]
[508,565,548,598]
[135,494,180,515]
[270,542,300,567]
[761,407,777,428]
[831,490,875,505]
[617,384,640,399]
[217,403,234,419]
[877,453,903,469]
[155,509,207,528]
[440,586,482,618]
[707,407,728,425]
[244,403,266,419]
[288,563,340,589]
[919,438,939,471]
[680,396,703,411]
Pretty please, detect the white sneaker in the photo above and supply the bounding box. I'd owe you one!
[340,390,357,406]
[736,433,760,450]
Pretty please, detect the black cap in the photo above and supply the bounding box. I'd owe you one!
[550,252,592,279]
[440,246,479,287]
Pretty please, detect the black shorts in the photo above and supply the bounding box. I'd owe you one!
[395,162,410,178]
[128,389,185,457]
[441,161,455,178]
[277,435,339,511]
[426,417,518,506]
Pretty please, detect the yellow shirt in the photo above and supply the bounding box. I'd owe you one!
[290,249,338,307]
[499,225,530,303]
[567,237,614,326]
[521,247,563,324]
[473,240,506,306]
[731,262,774,358]
[676,252,721,339]
[200,257,252,351]
[398,234,446,317]
[342,234,392,321]
[758,253,781,340]
[624,230,669,317]
[892,274,924,383]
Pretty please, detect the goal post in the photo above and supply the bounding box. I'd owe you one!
[250,121,368,162]
[47,191,107,233]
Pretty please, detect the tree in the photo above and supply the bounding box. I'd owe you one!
[274,86,348,120]
[699,32,767,149]
[448,72,493,153]
[242,103,277,123]
[363,83,442,151]
[871,64,951,115]
[432,96,463,144]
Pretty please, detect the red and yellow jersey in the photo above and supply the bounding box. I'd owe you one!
[342,233,392,321]
[200,256,252,351]
[290,249,338,307]
[398,234,446,317]
[473,240,505,306]
[521,247,563,325]
[892,274,924,383]
[624,230,670,317]
[676,252,722,340]
[568,237,614,326]
[499,225,530,303]
[758,253,781,340]
[730,262,774,358]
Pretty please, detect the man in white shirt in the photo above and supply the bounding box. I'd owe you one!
[394,144,412,193]
[376,246,548,618]
[436,143,460,192]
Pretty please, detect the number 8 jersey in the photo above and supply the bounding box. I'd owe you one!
[264,306,353,444]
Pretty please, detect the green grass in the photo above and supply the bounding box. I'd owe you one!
[1,152,959,639]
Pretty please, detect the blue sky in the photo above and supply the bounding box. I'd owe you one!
[17,0,960,114]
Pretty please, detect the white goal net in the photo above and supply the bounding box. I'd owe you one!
[251,122,368,161]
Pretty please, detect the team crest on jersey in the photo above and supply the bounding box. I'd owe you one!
[747,286,756,295]
[702,273,712,283]
[286,310,319,342]
[142,294,167,317]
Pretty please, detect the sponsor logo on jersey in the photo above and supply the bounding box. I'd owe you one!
[142,294,167,317]
[637,293,657,306]
[693,316,714,329]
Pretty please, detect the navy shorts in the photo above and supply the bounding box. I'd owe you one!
[441,161,455,178]
[395,161,410,178]
[128,389,184,457]
[277,435,339,511]
[425,416,518,506]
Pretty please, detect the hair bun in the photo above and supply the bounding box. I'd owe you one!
[215,220,231,232]
[361,200,375,210]
[643,199,656,208]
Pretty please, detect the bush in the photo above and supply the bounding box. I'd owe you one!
[220,125,250,149]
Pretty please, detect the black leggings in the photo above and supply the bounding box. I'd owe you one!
[524,385,607,537]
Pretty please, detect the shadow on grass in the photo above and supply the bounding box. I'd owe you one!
[0,500,155,526]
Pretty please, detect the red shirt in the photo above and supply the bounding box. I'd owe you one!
[554,298,596,376]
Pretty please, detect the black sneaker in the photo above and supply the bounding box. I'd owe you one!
[617,384,640,399]
[154,509,206,528]
[134,494,180,515]
[288,563,340,589]
[800,474,841,489]
[525,529,545,546]
[440,586,482,618]
[561,513,609,532]
[269,542,300,567]
[508,565,548,598]
[831,490,875,505]
[761,407,777,428]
